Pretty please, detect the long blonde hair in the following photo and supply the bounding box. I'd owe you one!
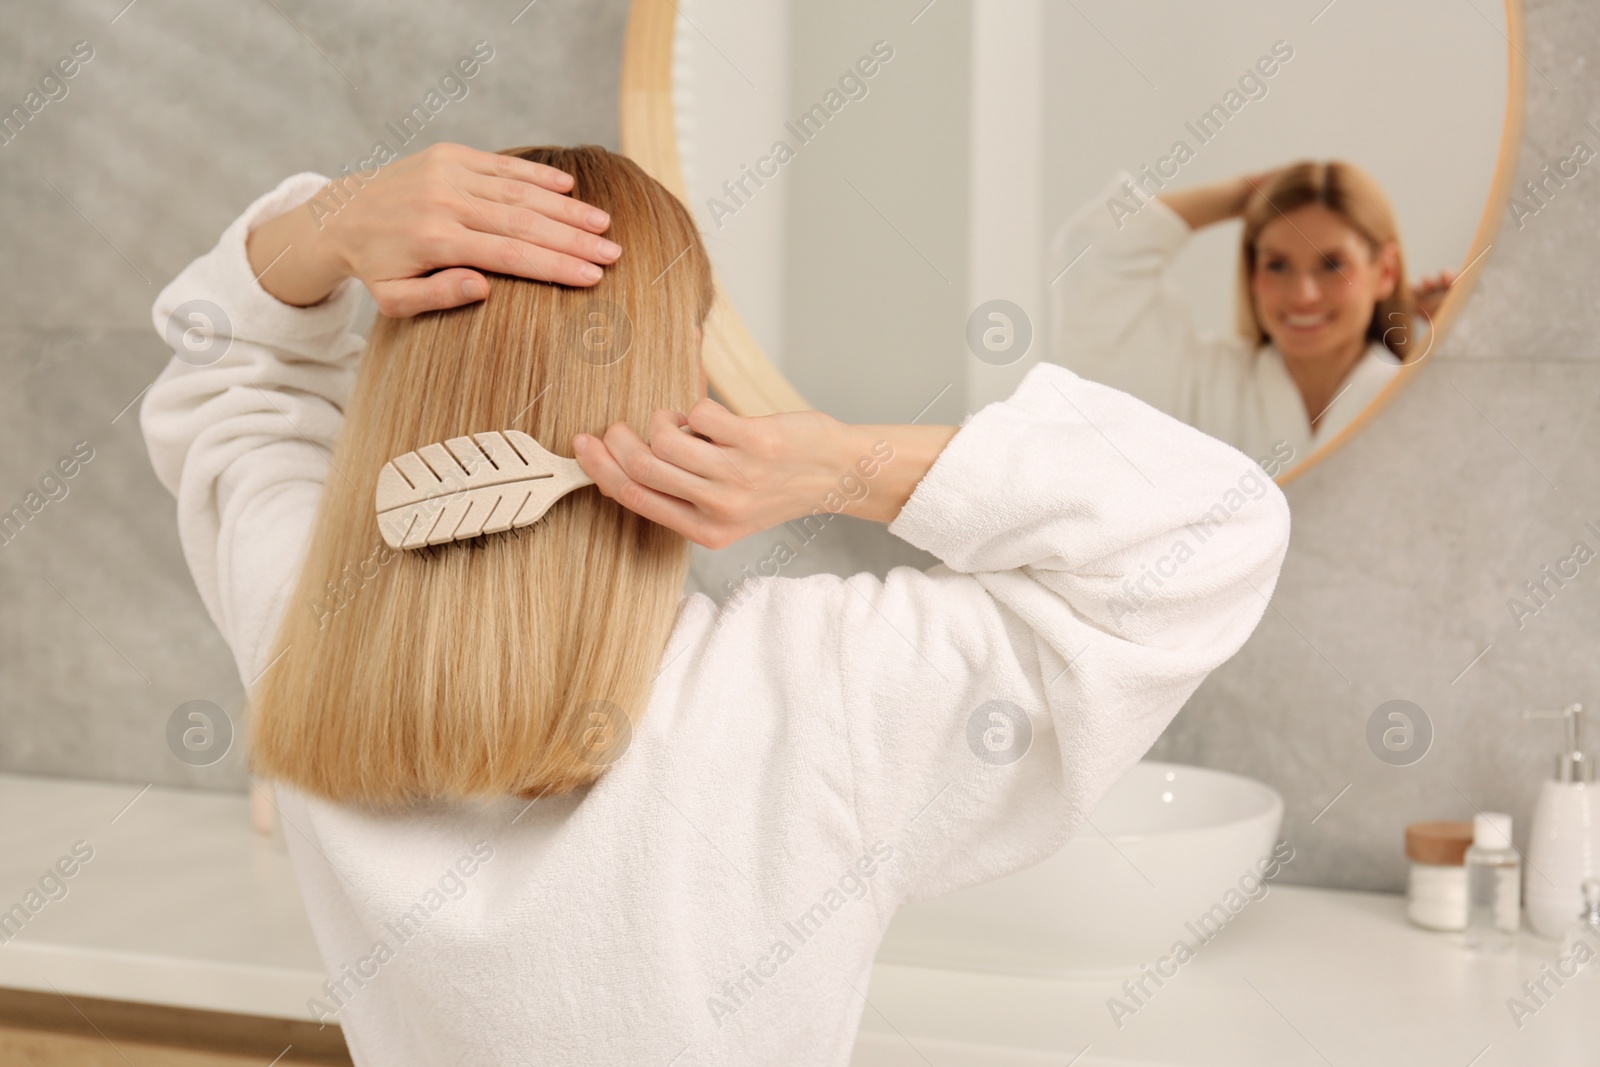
[250,145,713,807]
[1235,160,1417,362]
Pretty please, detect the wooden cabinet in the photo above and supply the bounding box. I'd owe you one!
[0,987,352,1066]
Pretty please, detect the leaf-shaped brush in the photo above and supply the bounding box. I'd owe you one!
[375,430,594,550]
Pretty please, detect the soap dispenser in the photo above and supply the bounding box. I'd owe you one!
[1559,878,1600,976]
[1522,703,1600,939]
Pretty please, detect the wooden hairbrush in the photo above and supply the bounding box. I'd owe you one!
[375,430,594,550]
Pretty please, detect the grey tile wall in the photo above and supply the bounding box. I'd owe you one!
[0,0,629,792]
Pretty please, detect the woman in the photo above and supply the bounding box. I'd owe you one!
[1051,162,1453,469]
[140,142,1291,1064]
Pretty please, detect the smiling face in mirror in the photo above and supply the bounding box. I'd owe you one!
[1250,206,1398,367]
[1237,160,1410,391]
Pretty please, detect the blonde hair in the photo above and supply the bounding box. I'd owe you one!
[250,145,713,807]
[1235,160,1416,362]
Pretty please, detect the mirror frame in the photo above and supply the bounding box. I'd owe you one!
[620,0,1526,485]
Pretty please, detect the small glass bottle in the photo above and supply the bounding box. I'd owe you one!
[1464,812,1520,953]
[1559,878,1600,978]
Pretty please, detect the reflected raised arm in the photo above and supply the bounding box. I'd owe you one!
[1156,168,1282,231]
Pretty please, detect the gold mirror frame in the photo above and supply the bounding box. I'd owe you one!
[620,0,1526,485]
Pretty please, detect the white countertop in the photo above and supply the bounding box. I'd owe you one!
[0,772,322,1019]
[3,773,1596,1065]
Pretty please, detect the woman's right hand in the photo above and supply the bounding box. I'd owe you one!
[245,142,622,317]
[571,400,957,549]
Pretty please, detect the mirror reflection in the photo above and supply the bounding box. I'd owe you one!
[672,0,1511,475]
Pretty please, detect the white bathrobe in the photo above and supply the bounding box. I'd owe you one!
[1051,171,1405,468]
[140,172,1292,1067]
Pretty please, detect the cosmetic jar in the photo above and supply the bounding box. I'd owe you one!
[1404,820,1474,931]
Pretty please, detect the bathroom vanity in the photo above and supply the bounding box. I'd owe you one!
[2,773,1593,1065]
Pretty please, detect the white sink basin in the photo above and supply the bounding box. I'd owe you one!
[877,761,1285,978]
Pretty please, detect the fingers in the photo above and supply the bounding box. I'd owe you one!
[370,268,488,319]
[465,171,612,236]
[644,408,728,479]
[683,397,747,445]
[469,149,575,196]
[398,145,619,287]
[469,148,613,232]
[453,186,622,267]
[1413,272,1451,300]
[443,227,607,288]
[573,433,711,545]
[599,418,709,502]
[650,408,690,434]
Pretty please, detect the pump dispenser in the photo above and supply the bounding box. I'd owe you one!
[1522,704,1600,939]
[1559,878,1600,975]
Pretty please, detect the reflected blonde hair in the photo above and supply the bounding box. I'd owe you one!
[250,145,712,807]
[1235,160,1417,362]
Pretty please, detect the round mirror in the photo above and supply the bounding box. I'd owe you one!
[622,0,1523,482]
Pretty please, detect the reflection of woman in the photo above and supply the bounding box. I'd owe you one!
[141,144,1289,1063]
[1051,162,1452,468]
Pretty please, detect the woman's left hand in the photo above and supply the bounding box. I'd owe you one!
[246,142,622,317]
